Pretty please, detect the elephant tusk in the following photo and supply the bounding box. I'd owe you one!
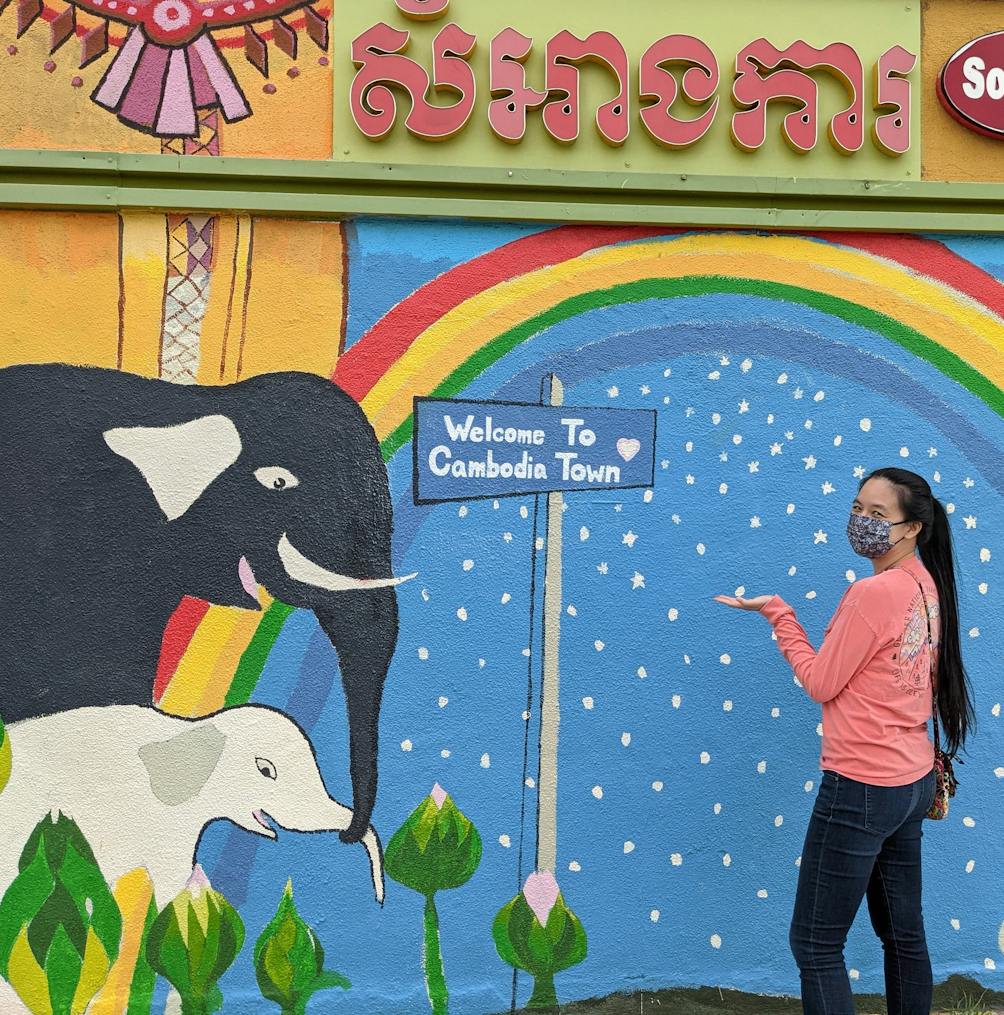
[277,534,416,592]
[361,826,385,905]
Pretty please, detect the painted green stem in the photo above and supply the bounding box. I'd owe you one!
[528,973,558,1009]
[423,893,448,1015]
[179,998,209,1015]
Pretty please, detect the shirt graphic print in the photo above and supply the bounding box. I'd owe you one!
[895,591,939,698]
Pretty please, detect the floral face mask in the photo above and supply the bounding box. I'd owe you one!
[846,513,911,559]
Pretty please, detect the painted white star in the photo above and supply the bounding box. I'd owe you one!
[672,514,681,524]
[685,407,695,417]
[964,516,977,529]
[597,562,608,575]
[928,448,938,458]
[719,452,729,463]
[803,455,817,470]
[686,474,695,485]
[623,531,638,548]
[503,532,513,543]
[614,504,623,513]
[750,516,762,528]
[964,477,975,488]
[720,355,731,366]
[766,413,775,424]
[607,386,619,398]
[738,399,750,414]
[853,465,865,478]
[660,460,669,469]
[748,461,760,474]
[631,572,645,589]
[640,385,651,395]
[814,530,828,544]
[785,431,795,441]
[770,443,783,456]
[794,387,804,400]
[821,481,836,495]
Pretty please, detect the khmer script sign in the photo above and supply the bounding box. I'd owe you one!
[413,397,657,503]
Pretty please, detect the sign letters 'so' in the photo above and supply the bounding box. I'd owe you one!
[938,31,1004,138]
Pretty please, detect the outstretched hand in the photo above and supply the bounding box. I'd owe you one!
[714,594,773,612]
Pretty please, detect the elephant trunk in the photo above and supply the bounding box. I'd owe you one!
[315,585,398,846]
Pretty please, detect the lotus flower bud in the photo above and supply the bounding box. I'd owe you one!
[144,865,244,1015]
[384,784,482,896]
[0,714,9,795]
[492,871,587,1009]
[0,811,122,1015]
[254,880,349,1014]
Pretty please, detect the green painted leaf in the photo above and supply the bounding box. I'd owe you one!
[0,836,55,978]
[43,922,82,1015]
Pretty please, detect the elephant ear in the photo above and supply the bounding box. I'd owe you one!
[103,415,242,521]
[139,722,227,806]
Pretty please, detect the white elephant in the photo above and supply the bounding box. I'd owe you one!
[0,704,384,908]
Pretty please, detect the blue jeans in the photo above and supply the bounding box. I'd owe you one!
[790,768,937,1015]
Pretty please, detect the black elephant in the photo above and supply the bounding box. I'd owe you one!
[0,363,411,843]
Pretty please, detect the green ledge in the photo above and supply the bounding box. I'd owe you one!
[3,149,1004,231]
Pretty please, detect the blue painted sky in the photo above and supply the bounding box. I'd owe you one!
[210,224,1004,1013]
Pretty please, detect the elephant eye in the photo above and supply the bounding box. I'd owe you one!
[256,757,277,780]
[254,467,299,492]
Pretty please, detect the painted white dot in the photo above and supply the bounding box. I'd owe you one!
[696,543,706,555]
[418,647,429,660]
[685,441,694,453]
[786,503,796,515]
[723,700,733,712]
[734,585,746,596]
[993,703,1001,717]
[771,707,781,718]
[624,841,635,854]
[788,565,797,576]
[644,489,654,503]
[594,640,605,652]
[525,777,535,788]
[700,751,711,765]
[804,781,814,792]
[569,860,581,872]
[438,696,448,708]
[985,958,997,971]
[849,969,860,981]
[481,753,490,768]
[757,889,769,899]
[458,505,468,518]
[712,412,722,424]
[720,654,732,666]
[994,767,1004,779]
[757,760,767,774]
[652,781,664,792]
[723,854,732,867]
[845,570,857,582]
[947,503,955,514]
[979,583,988,595]
[833,435,842,446]
[963,816,976,827]
[816,722,824,737]
[664,367,672,377]
[592,785,604,800]
[566,604,577,616]
[580,526,590,541]
[519,505,528,519]
[650,910,660,923]
[950,918,961,931]
[499,834,511,848]
[774,815,784,827]
[462,559,474,571]
[621,732,632,747]
[710,934,722,950]
[795,856,802,867]
[859,418,872,432]
[777,372,788,385]
[670,853,683,866]
[713,802,722,815]
[479,658,486,668]
[457,607,468,621]
[668,608,679,622]
[440,749,451,758]
[401,740,413,752]
[900,446,910,458]
[969,627,980,638]
[806,590,817,600]
[966,859,976,873]
[672,695,682,709]
[980,548,991,563]
[719,482,729,495]
[501,592,511,604]
[709,371,721,381]
[582,697,594,710]
[637,666,648,679]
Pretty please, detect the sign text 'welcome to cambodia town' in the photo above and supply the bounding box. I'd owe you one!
[413,398,657,504]
[350,0,916,157]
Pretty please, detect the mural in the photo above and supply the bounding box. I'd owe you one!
[0,214,1001,1013]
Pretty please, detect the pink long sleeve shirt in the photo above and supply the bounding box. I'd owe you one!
[760,555,937,786]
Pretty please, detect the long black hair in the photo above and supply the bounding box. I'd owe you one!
[863,468,975,755]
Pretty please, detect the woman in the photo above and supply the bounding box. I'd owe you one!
[716,467,974,1015]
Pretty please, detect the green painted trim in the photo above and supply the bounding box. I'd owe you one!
[3,150,1004,231]
[378,275,1004,461]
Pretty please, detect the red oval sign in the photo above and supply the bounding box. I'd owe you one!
[938,31,1004,138]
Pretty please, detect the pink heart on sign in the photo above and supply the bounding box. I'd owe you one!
[617,438,641,462]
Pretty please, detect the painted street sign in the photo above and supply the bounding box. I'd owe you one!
[413,397,657,504]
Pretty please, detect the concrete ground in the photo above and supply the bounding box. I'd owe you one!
[504,976,1004,1014]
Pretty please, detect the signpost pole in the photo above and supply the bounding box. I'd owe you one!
[536,374,563,874]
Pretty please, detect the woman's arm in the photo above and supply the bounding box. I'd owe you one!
[760,594,881,703]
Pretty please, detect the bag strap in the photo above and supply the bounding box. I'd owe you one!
[906,571,943,757]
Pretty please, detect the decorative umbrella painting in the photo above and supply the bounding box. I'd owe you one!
[3,0,330,139]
